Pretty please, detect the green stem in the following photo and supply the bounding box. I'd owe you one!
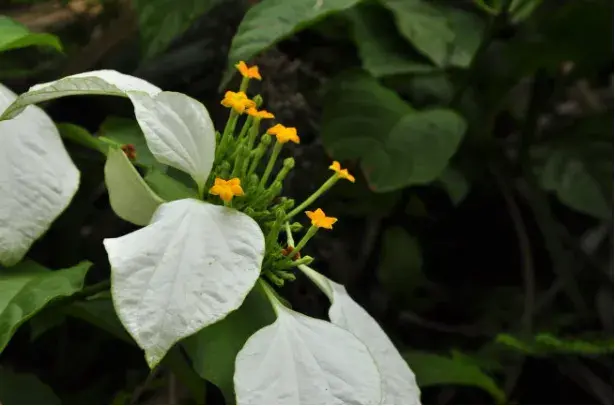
[259,142,282,188]
[288,225,317,257]
[239,77,250,93]
[217,111,239,161]
[237,116,254,142]
[286,174,339,220]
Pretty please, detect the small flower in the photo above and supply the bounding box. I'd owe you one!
[235,61,262,80]
[209,177,244,202]
[121,144,137,161]
[266,123,285,135]
[305,208,337,229]
[275,127,300,144]
[221,91,256,114]
[247,107,275,119]
[329,161,355,183]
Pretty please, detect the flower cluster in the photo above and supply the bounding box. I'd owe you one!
[208,61,355,285]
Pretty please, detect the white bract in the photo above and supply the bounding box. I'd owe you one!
[299,265,422,405]
[234,282,383,405]
[0,84,79,266]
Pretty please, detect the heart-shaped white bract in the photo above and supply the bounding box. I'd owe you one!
[0,83,79,266]
[299,265,422,405]
[128,91,216,191]
[234,298,383,405]
[104,199,265,368]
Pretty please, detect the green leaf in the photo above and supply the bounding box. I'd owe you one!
[347,4,434,77]
[0,260,91,353]
[104,147,164,226]
[533,139,612,220]
[184,283,276,402]
[381,0,483,68]
[0,369,61,404]
[223,0,362,86]
[144,169,198,201]
[496,333,614,356]
[321,71,466,192]
[438,166,470,205]
[56,122,107,154]
[509,0,543,23]
[98,117,163,170]
[403,351,505,403]
[132,0,220,58]
[64,296,133,344]
[0,16,62,53]
[377,227,423,300]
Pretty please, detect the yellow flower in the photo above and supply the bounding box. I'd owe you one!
[209,177,244,202]
[305,208,337,229]
[267,124,286,135]
[221,91,256,114]
[275,126,300,144]
[247,107,275,119]
[329,161,355,183]
[235,61,262,80]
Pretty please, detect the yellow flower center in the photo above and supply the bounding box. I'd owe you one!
[209,177,244,202]
[329,161,355,183]
[305,208,337,229]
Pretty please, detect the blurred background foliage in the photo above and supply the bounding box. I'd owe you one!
[0,0,612,404]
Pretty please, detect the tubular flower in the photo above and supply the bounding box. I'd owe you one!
[305,208,337,229]
[209,177,244,202]
[221,91,256,114]
[275,126,300,144]
[329,161,355,183]
[247,107,275,119]
[236,61,262,80]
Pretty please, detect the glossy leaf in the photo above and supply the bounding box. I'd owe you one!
[0,83,79,266]
[234,283,382,405]
[0,70,161,121]
[348,4,434,77]
[104,147,164,226]
[299,265,421,404]
[104,199,264,367]
[322,71,466,192]
[403,351,505,403]
[128,91,216,191]
[381,0,483,68]
[0,370,60,404]
[0,16,62,53]
[223,0,361,86]
[0,260,91,353]
[184,283,275,402]
[133,0,221,58]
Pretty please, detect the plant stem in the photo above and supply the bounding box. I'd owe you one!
[259,142,282,188]
[285,174,338,220]
[288,226,317,257]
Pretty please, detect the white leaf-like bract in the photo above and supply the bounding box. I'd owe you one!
[299,265,422,405]
[0,70,161,120]
[103,199,264,368]
[234,284,382,405]
[0,84,79,266]
[128,92,216,190]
